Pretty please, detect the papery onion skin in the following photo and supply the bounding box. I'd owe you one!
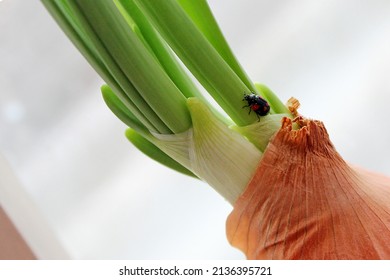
[226,117,390,260]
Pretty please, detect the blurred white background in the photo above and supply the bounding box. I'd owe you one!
[1,0,389,259]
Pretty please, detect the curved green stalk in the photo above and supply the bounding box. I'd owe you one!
[70,0,192,134]
[134,0,260,126]
[43,0,168,133]
[126,129,198,178]
[115,0,203,101]
[177,0,256,93]
[101,85,150,137]
[115,0,232,126]
[255,84,291,115]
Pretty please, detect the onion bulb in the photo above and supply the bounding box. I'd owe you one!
[226,117,390,259]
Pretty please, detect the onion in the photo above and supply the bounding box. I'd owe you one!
[226,117,390,259]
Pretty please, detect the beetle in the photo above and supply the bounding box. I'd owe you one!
[242,93,270,121]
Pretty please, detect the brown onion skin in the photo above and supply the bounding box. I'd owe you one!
[226,117,390,260]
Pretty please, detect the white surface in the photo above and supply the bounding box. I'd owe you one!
[0,153,69,259]
[1,0,390,259]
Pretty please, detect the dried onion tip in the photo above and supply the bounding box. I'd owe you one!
[226,117,390,259]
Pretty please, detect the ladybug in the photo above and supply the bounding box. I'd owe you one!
[242,93,270,121]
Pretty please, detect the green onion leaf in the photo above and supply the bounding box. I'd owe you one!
[255,84,291,115]
[177,0,256,92]
[71,0,192,133]
[101,85,150,137]
[126,128,198,178]
[134,0,260,126]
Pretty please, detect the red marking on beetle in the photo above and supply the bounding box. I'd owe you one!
[251,104,260,111]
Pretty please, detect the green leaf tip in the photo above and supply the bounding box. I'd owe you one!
[125,128,198,178]
[101,85,151,136]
